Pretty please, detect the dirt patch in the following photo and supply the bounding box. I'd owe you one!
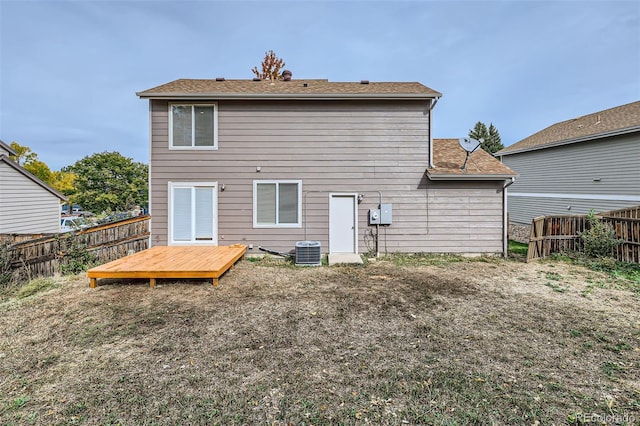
[1,257,638,425]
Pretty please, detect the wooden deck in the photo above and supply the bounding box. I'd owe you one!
[87,244,247,288]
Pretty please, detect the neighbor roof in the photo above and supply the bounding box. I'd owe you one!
[427,139,517,180]
[0,139,17,156]
[137,78,442,100]
[0,154,66,200]
[497,100,640,156]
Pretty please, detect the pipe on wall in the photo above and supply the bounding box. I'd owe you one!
[502,177,516,257]
[427,97,440,169]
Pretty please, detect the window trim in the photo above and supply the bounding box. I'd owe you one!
[253,180,303,228]
[168,103,218,150]
[168,181,218,245]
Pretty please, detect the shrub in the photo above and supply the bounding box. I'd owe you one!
[0,239,13,287]
[60,237,98,275]
[579,210,622,258]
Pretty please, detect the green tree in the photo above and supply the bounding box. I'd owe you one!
[24,159,53,183]
[251,50,286,80]
[63,152,148,213]
[469,122,504,154]
[8,141,37,166]
[8,141,57,184]
[50,171,77,196]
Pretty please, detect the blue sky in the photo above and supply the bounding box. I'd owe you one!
[1,0,638,170]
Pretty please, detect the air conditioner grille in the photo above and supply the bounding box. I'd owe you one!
[295,241,321,266]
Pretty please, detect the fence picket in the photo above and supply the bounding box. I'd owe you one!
[2,215,150,279]
[526,206,640,263]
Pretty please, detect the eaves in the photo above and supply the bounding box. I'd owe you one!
[0,155,67,201]
[426,172,517,181]
[136,92,441,101]
[497,126,640,157]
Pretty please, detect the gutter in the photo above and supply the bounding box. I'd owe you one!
[426,173,517,181]
[136,92,442,101]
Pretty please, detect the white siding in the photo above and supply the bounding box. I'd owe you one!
[0,163,61,234]
[149,99,507,254]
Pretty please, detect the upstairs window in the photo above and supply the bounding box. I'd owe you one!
[253,180,302,228]
[170,104,218,149]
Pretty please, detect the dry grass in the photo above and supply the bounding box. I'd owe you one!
[1,256,639,425]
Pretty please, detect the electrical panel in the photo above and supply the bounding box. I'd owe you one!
[380,203,392,225]
[369,209,380,225]
[369,205,392,225]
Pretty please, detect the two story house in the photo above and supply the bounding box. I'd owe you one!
[497,100,640,225]
[137,75,516,256]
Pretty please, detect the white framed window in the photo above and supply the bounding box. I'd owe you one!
[253,180,302,228]
[168,182,217,245]
[169,104,218,149]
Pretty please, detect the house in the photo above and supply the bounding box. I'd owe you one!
[0,140,66,234]
[496,101,640,225]
[137,75,517,256]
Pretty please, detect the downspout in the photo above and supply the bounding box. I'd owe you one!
[502,177,515,257]
[428,97,440,169]
[147,101,153,247]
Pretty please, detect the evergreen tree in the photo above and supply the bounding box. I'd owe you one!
[469,122,504,154]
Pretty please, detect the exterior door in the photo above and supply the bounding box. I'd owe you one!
[329,194,357,253]
[169,182,218,245]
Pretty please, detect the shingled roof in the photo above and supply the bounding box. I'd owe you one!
[497,100,640,156]
[427,139,517,180]
[137,78,442,100]
[0,139,17,156]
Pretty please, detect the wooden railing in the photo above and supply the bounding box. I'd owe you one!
[527,206,640,263]
[3,215,150,280]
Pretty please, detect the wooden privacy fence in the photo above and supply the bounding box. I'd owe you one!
[599,206,640,219]
[527,206,640,263]
[3,215,150,279]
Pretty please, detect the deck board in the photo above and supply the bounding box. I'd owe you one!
[87,244,247,288]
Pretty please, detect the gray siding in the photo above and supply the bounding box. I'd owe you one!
[502,133,640,224]
[150,99,506,254]
[0,163,61,234]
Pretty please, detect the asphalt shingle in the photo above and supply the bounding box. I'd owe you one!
[497,100,640,155]
[137,78,442,98]
[428,139,517,178]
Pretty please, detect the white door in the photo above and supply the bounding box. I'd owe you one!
[329,194,357,253]
[169,182,218,245]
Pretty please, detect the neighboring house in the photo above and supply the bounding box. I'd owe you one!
[0,140,66,234]
[137,76,517,256]
[496,101,640,225]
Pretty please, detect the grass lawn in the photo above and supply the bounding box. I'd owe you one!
[508,240,529,258]
[1,255,638,425]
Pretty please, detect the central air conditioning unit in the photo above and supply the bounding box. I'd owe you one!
[295,241,322,266]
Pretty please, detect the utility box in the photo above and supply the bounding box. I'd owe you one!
[380,203,393,225]
[369,209,381,225]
